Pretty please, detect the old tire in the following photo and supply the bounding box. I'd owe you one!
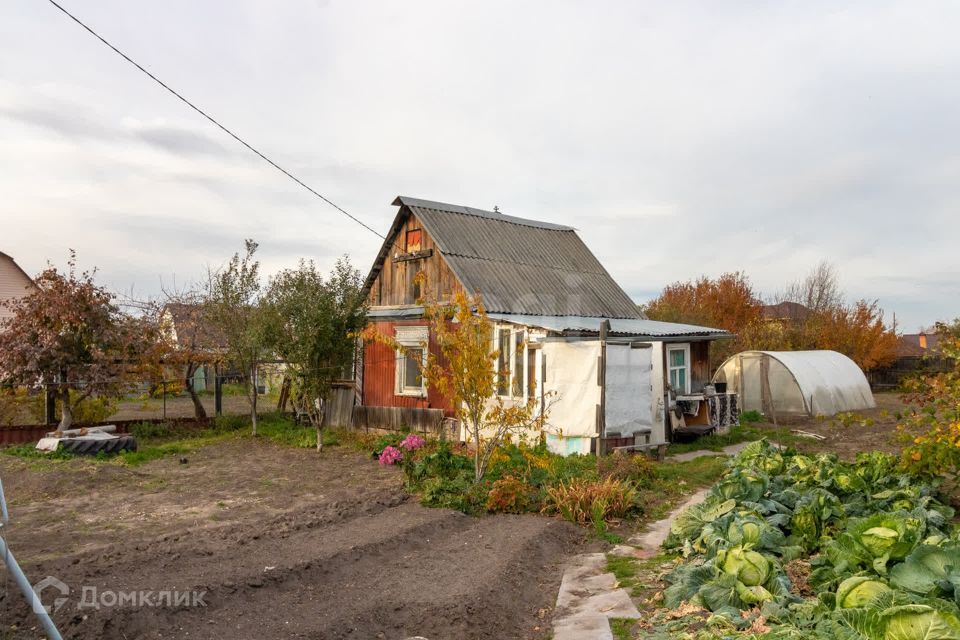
[59,436,138,455]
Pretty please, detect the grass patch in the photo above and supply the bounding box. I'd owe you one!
[610,617,638,640]
[254,413,353,449]
[632,455,728,525]
[666,423,811,456]
[606,553,639,582]
[1,418,250,467]
[665,424,764,455]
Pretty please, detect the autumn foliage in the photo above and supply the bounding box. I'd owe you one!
[0,253,156,431]
[422,289,551,482]
[644,264,898,372]
[898,319,960,479]
[642,271,761,368]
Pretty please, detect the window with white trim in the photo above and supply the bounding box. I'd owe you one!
[667,344,691,394]
[495,327,530,400]
[395,326,428,397]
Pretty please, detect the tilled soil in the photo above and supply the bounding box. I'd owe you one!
[0,439,586,639]
[751,391,907,460]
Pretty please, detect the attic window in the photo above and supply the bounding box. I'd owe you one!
[406,229,423,252]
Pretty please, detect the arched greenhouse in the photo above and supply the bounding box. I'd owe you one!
[712,350,875,417]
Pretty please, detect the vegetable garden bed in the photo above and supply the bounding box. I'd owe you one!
[636,440,960,639]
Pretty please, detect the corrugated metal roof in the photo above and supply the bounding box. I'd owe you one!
[387,196,643,318]
[486,313,731,339]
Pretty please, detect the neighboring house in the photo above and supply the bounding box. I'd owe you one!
[869,330,950,390]
[0,251,35,324]
[761,301,811,323]
[897,332,941,359]
[161,303,226,392]
[359,196,733,455]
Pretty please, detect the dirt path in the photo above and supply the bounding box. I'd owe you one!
[0,440,586,639]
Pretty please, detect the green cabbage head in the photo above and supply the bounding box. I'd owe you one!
[880,604,960,640]
[835,575,891,609]
[719,546,771,587]
[861,526,901,557]
[727,519,761,547]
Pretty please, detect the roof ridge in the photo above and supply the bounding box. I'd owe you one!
[441,252,609,275]
[394,195,574,231]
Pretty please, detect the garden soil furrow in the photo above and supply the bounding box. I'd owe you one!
[0,439,586,639]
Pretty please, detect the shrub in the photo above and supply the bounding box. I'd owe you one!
[419,475,488,514]
[486,443,552,486]
[486,475,537,513]
[740,410,762,424]
[25,394,118,425]
[129,421,173,439]
[213,414,248,432]
[372,432,403,458]
[404,440,473,485]
[597,450,655,485]
[0,387,30,426]
[543,477,639,525]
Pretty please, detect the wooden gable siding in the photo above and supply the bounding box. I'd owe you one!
[366,212,460,307]
[361,319,454,416]
[691,342,711,390]
[0,255,33,322]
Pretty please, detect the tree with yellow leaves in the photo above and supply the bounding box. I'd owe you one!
[421,289,552,483]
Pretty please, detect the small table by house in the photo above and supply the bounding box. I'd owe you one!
[673,392,740,437]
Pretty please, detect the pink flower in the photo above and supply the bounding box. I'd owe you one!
[378,445,403,465]
[400,434,426,451]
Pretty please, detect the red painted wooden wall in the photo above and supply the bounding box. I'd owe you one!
[362,320,454,416]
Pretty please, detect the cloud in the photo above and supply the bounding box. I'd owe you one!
[1,0,958,330]
[124,118,234,158]
[0,102,117,142]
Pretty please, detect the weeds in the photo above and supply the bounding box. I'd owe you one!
[543,477,639,526]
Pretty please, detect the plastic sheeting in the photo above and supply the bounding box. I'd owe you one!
[541,341,600,439]
[605,343,657,440]
[713,350,875,417]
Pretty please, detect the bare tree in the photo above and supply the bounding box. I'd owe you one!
[780,261,843,312]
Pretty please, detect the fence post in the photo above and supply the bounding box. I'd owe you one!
[162,382,167,420]
[44,383,56,426]
[215,374,223,417]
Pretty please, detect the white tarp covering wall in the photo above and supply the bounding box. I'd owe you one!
[713,350,875,417]
[605,343,658,442]
[542,341,600,454]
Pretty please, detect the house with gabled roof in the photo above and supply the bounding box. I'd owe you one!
[359,196,736,454]
[0,251,35,325]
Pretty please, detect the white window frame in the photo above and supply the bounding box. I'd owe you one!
[395,326,428,397]
[667,343,691,394]
[494,325,530,401]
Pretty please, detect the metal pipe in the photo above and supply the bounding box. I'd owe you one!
[0,537,64,640]
[0,478,64,640]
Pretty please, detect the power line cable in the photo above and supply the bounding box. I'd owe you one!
[44,0,385,239]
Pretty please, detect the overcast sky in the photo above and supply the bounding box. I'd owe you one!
[1,1,957,331]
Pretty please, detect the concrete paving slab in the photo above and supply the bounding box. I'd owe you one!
[629,487,710,550]
[553,614,614,640]
[556,572,618,609]
[564,588,641,619]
